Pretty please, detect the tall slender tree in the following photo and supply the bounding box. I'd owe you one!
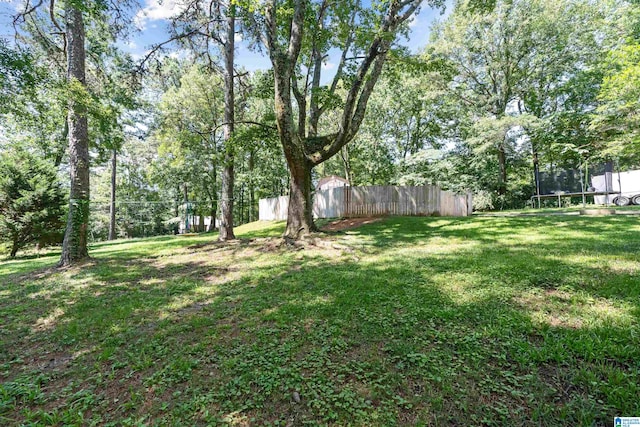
[59,2,90,265]
[144,0,240,240]
[108,147,117,240]
[11,0,137,262]
[219,3,237,240]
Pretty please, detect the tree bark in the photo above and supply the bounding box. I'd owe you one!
[273,58,315,239]
[498,142,507,195]
[174,192,180,235]
[59,4,90,266]
[209,164,217,231]
[183,183,189,232]
[108,148,116,240]
[209,207,216,231]
[239,185,244,224]
[494,104,508,196]
[54,120,69,167]
[248,150,255,222]
[285,157,315,239]
[10,240,19,258]
[219,162,235,238]
[340,146,352,185]
[198,208,205,232]
[532,143,541,207]
[218,4,236,241]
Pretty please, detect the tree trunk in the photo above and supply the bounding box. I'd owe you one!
[10,240,19,258]
[59,5,90,267]
[183,183,189,232]
[239,185,244,225]
[272,51,317,239]
[209,206,216,231]
[108,148,116,240]
[497,143,507,196]
[249,189,255,222]
[284,158,315,239]
[249,150,255,222]
[247,150,255,222]
[174,194,180,235]
[54,120,69,167]
[264,0,416,240]
[218,5,236,241]
[340,146,352,185]
[532,145,541,207]
[219,162,235,238]
[208,164,217,232]
[198,209,205,232]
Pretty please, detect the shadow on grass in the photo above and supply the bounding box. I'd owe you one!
[0,215,638,426]
[344,215,640,259]
[0,221,287,285]
[90,234,181,250]
[0,251,60,263]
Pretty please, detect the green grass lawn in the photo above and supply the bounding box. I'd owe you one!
[1,216,639,426]
[479,204,640,216]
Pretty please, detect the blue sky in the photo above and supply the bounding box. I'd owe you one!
[0,0,451,71]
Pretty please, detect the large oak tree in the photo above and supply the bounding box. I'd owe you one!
[245,0,443,238]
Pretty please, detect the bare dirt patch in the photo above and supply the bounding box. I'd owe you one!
[320,217,382,232]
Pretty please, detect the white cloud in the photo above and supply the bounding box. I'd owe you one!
[408,15,419,28]
[3,0,29,13]
[168,48,189,60]
[130,49,153,61]
[322,61,336,70]
[134,0,184,30]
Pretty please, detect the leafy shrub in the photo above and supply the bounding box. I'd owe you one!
[0,149,66,257]
[473,190,494,211]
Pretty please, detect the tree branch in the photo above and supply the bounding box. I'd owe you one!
[49,0,63,33]
[292,76,307,140]
[308,0,329,137]
[13,0,44,25]
[324,4,358,109]
[210,121,277,134]
[264,0,279,63]
[136,29,199,73]
[306,0,422,164]
[287,0,306,69]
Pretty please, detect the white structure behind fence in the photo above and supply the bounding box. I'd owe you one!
[259,185,472,220]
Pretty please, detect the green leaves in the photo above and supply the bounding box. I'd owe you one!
[591,43,640,162]
[0,41,41,115]
[0,148,66,257]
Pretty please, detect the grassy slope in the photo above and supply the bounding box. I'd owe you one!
[0,216,639,426]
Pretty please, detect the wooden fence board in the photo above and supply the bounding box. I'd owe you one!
[258,195,289,221]
[259,185,472,220]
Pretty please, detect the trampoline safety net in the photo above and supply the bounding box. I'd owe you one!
[536,163,611,195]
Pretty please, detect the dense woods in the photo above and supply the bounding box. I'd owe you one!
[1,0,638,257]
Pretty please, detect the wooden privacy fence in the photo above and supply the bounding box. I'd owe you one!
[260,185,472,220]
[258,195,289,221]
